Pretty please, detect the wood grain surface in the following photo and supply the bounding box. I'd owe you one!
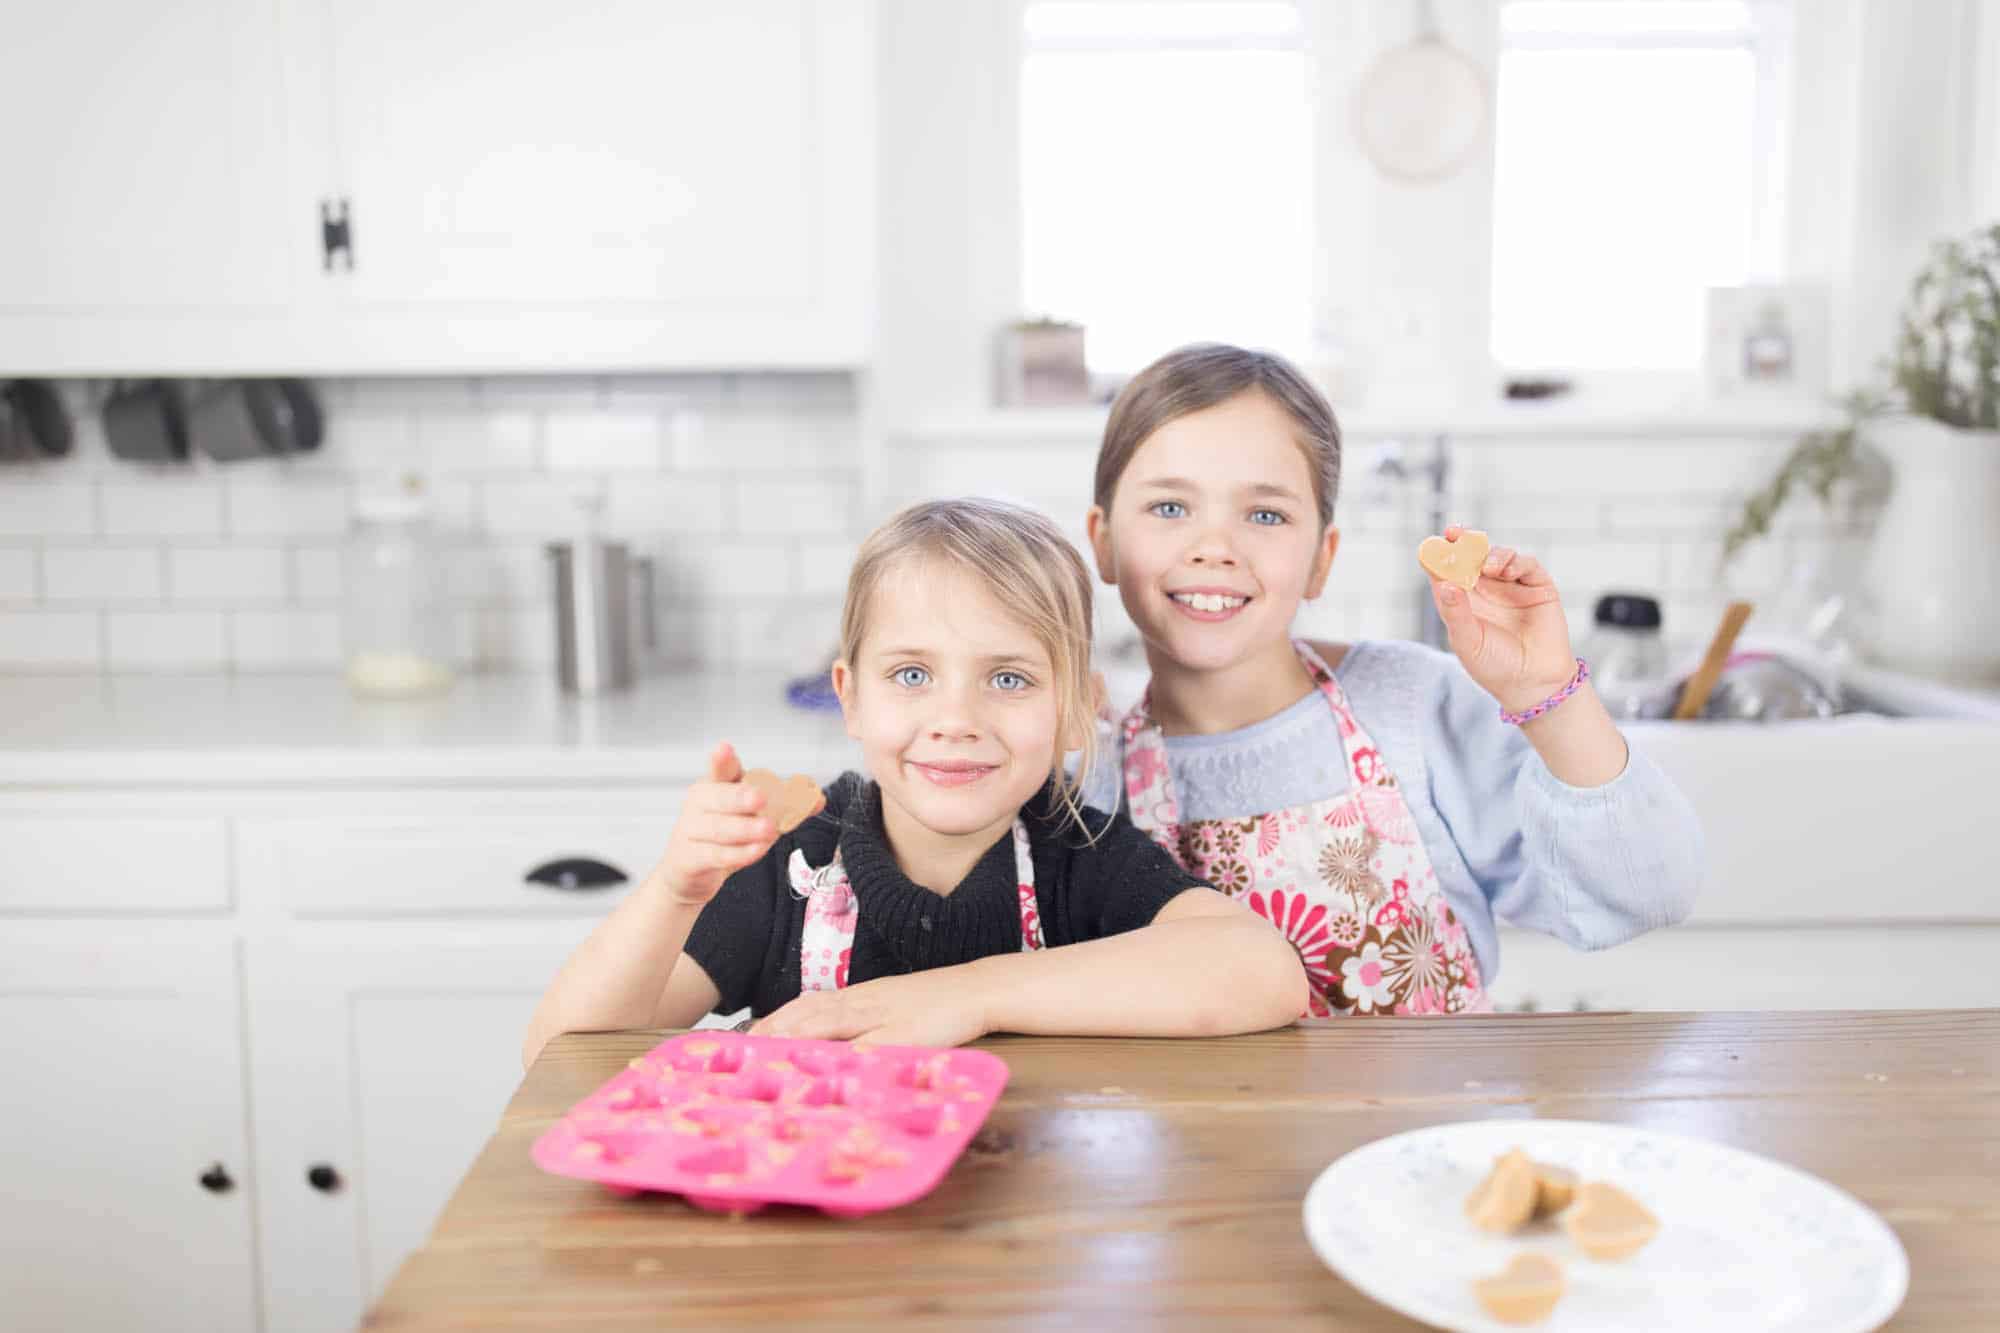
[365,1012,2000,1330]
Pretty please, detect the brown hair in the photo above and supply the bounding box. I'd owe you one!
[1093,342,1342,528]
[840,498,1098,834]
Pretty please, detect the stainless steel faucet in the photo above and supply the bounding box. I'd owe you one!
[1365,433,1454,650]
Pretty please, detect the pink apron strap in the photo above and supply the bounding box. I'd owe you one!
[791,816,1042,993]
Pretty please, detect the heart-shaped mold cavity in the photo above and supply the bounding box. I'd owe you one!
[801,1076,852,1108]
[822,1138,910,1184]
[571,1131,648,1165]
[788,1045,863,1077]
[893,1104,943,1137]
[706,1045,748,1075]
[677,1105,739,1138]
[676,1143,748,1177]
[726,1071,786,1103]
[788,1049,833,1076]
[895,1054,953,1090]
[605,1082,668,1112]
[771,1114,814,1143]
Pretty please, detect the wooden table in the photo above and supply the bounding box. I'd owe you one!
[366,1012,1999,1330]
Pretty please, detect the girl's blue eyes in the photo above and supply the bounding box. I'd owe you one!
[1146,500,1289,526]
[889,667,1034,691]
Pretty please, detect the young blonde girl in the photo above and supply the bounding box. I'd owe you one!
[523,497,1307,1065]
[1081,343,1703,1017]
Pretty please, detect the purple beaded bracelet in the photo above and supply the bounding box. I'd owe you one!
[1498,657,1590,726]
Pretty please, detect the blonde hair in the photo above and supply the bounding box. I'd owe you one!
[840,498,1098,836]
[1095,342,1342,529]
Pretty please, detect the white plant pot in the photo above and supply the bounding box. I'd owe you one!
[1858,415,2000,682]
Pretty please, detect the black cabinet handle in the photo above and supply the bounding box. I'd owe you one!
[525,857,628,892]
[308,1164,344,1194]
[200,1163,234,1194]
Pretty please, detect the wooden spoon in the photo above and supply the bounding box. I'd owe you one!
[1672,601,1754,720]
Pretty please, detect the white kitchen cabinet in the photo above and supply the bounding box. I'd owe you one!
[0,927,259,1333]
[245,921,596,1333]
[1487,924,2000,1014]
[0,0,295,315]
[0,0,875,373]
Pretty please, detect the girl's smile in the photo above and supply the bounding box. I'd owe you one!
[909,758,1000,788]
[1167,585,1255,620]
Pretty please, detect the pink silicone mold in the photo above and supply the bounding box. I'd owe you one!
[531,1033,1010,1217]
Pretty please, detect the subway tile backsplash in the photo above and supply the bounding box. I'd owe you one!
[0,373,1858,676]
[0,374,861,674]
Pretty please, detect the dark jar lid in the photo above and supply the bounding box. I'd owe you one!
[1593,593,1662,630]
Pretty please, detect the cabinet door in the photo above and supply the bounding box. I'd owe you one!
[287,0,874,368]
[0,0,293,336]
[0,926,258,1333]
[247,921,598,1333]
[1488,924,2000,1013]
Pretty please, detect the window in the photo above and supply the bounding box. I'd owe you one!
[1020,2,1312,377]
[1489,1,1792,372]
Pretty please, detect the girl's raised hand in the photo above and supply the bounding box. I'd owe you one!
[650,741,779,907]
[1426,526,1579,714]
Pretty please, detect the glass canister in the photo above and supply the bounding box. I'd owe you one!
[342,482,454,698]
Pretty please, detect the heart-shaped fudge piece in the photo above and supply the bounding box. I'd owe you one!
[1561,1181,1659,1260]
[1532,1162,1578,1218]
[1472,1253,1566,1325]
[1464,1147,1539,1233]
[741,768,825,834]
[1417,529,1490,591]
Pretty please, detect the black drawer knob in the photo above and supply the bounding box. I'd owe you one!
[525,857,628,892]
[307,1163,344,1193]
[200,1163,234,1194]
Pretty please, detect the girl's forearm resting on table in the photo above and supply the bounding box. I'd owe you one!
[1519,682,1629,789]
[520,870,715,1068]
[968,912,1309,1038]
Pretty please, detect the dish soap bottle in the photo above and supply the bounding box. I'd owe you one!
[342,475,454,698]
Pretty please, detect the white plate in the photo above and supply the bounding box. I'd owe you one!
[1302,1119,1908,1333]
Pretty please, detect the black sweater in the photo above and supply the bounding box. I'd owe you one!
[682,772,1207,1017]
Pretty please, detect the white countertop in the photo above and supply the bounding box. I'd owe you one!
[0,672,859,786]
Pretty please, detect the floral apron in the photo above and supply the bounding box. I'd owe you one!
[789,820,1045,992]
[1119,640,1487,1017]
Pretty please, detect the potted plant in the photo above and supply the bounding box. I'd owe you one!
[1724,221,2000,682]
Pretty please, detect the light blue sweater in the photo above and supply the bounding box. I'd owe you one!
[1078,639,1705,986]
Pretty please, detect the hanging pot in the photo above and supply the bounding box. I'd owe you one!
[0,390,25,463]
[186,378,324,463]
[0,380,74,461]
[1353,0,1491,184]
[102,380,190,463]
